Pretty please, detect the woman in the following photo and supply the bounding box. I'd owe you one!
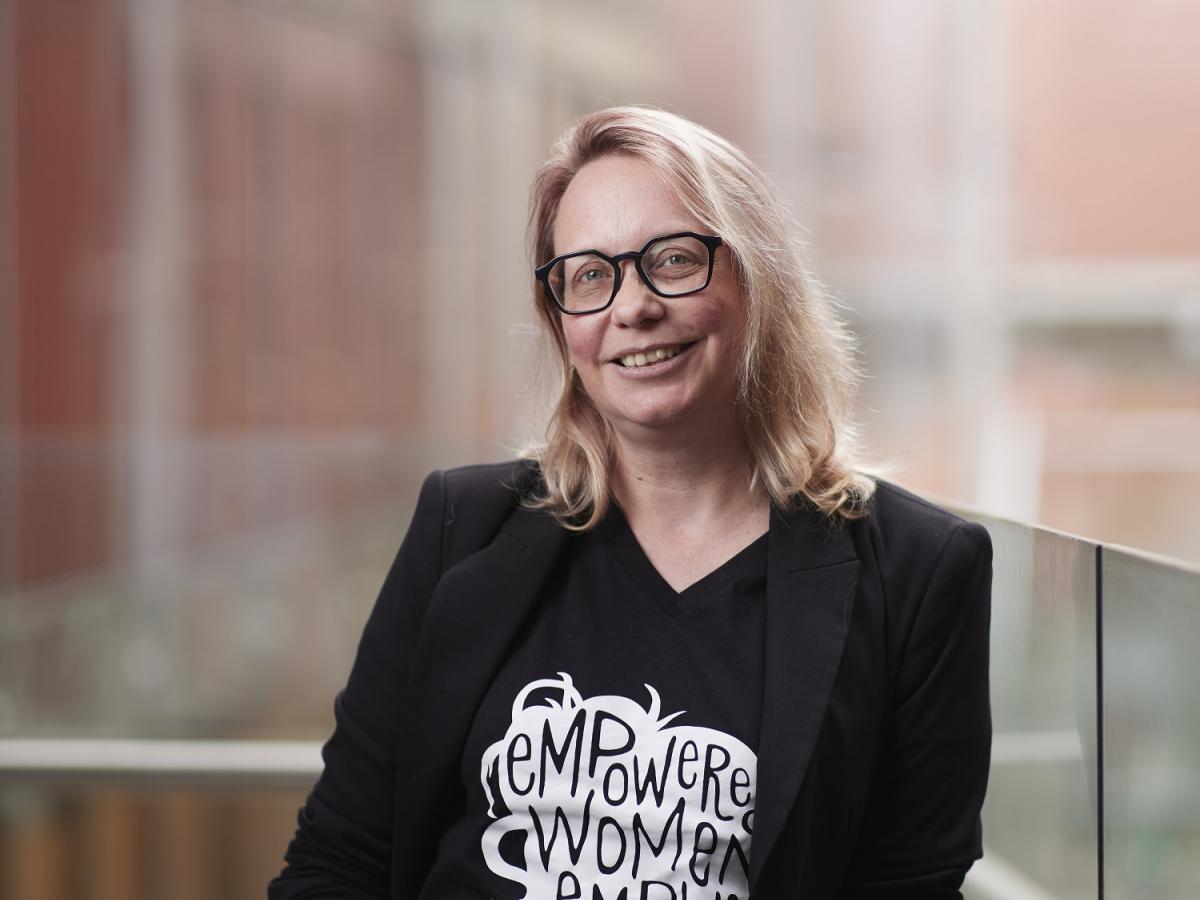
[270,107,993,899]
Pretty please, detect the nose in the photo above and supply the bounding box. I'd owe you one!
[609,259,665,328]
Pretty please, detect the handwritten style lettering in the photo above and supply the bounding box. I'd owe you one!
[480,673,755,900]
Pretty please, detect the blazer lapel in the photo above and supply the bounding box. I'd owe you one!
[749,501,860,892]
[398,506,570,779]
[393,506,571,889]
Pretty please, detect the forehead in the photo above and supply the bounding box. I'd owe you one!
[552,154,698,255]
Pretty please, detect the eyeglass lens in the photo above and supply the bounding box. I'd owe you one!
[548,235,712,313]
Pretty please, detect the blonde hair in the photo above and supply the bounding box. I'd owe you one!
[522,106,874,529]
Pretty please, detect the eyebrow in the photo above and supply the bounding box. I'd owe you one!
[555,226,702,257]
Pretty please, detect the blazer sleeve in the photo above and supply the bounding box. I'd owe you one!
[840,520,994,900]
[269,470,447,899]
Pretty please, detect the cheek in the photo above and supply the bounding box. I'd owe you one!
[692,295,743,343]
[694,304,728,333]
[561,318,605,366]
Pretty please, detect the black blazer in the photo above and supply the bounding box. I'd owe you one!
[270,461,993,899]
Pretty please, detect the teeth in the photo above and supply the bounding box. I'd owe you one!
[620,344,683,368]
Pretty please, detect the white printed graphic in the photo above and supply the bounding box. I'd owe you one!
[480,672,756,900]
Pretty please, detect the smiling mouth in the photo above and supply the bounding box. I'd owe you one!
[612,341,697,368]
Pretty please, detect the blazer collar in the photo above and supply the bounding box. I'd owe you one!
[395,498,859,894]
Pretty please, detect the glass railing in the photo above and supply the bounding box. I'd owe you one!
[1100,546,1200,896]
[1,504,1196,899]
[960,512,1101,900]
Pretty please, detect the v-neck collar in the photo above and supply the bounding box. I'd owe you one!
[601,503,769,617]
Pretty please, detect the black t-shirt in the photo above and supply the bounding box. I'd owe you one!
[420,507,768,900]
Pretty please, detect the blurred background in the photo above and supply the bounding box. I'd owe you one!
[1,0,1198,897]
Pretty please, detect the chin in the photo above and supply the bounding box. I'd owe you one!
[612,402,704,432]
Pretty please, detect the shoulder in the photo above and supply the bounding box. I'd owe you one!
[415,459,546,571]
[851,478,992,585]
[861,478,973,537]
[437,458,542,505]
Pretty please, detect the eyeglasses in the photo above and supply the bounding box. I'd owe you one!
[534,232,723,315]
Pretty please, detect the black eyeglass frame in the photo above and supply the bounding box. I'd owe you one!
[534,231,724,315]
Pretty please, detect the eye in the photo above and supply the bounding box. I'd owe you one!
[647,245,703,274]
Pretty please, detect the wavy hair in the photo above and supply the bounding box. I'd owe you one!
[522,106,874,529]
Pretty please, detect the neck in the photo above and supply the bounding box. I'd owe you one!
[608,414,767,532]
